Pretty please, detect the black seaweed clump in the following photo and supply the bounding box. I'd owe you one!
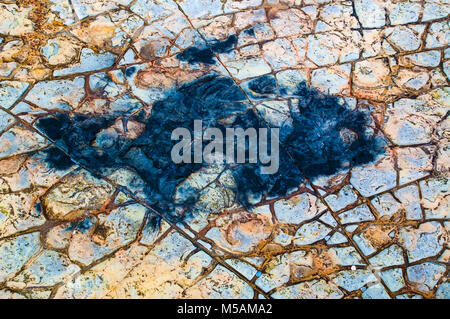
[37,75,250,218]
[37,73,383,220]
[176,35,237,65]
[285,83,382,178]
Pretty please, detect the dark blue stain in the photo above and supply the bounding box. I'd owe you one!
[243,28,255,37]
[176,47,216,65]
[42,146,74,170]
[36,73,384,222]
[34,202,41,214]
[209,35,237,53]
[247,75,277,97]
[66,216,95,233]
[125,66,137,77]
[176,35,237,65]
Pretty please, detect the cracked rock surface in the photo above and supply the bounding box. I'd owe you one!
[0,0,448,299]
